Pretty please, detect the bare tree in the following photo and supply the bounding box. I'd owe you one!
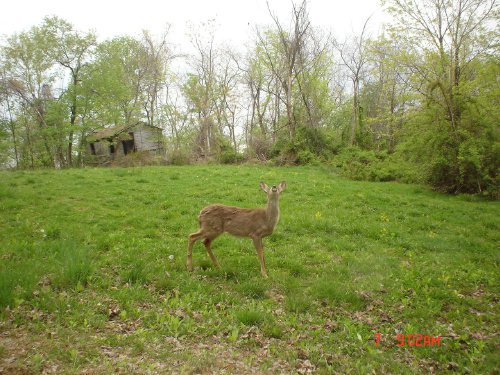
[333,17,371,145]
[257,0,311,138]
[140,28,172,129]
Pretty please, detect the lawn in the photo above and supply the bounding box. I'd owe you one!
[0,165,498,374]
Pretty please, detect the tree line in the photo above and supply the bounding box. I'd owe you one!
[0,0,498,196]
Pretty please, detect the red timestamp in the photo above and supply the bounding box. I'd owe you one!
[374,333,441,347]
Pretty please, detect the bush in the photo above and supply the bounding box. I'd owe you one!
[168,149,191,165]
[218,149,245,164]
[331,146,422,184]
[296,150,316,165]
[217,140,245,164]
[272,126,336,165]
[247,133,274,161]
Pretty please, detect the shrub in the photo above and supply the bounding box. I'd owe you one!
[272,126,336,165]
[217,140,245,164]
[247,133,274,161]
[218,149,244,164]
[296,150,316,165]
[168,149,191,165]
[330,146,424,184]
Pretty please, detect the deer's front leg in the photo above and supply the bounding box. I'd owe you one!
[252,237,268,278]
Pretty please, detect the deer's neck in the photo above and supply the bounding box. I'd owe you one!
[266,197,280,228]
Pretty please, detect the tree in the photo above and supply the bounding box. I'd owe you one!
[139,29,172,129]
[183,22,242,160]
[385,0,499,193]
[361,35,412,151]
[257,1,312,139]
[333,17,371,146]
[2,23,60,167]
[86,37,146,127]
[41,16,97,166]
[251,0,335,161]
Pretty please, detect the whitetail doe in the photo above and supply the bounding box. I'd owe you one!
[187,181,286,278]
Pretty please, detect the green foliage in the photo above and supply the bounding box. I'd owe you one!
[168,149,192,165]
[217,141,244,164]
[0,120,12,166]
[395,58,500,197]
[272,126,336,164]
[331,146,420,183]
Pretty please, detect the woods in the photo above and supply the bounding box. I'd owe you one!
[0,0,498,196]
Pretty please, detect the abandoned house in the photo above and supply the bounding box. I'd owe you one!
[87,123,164,161]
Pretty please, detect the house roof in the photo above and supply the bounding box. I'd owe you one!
[88,123,163,141]
[90,125,131,140]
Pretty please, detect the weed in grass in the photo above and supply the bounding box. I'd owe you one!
[236,280,267,299]
[235,309,266,326]
[0,261,39,309]
[123,261,149,285]
[262,322,284,339]
[277,259,307,277]
[45,227,61,240]
[53,241,93,290]
[312,278,365,310]
[285,293,311,313]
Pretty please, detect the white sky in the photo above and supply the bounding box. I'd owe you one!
[0,0,389,49]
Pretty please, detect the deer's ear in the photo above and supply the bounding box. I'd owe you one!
[260,182,269,193]
[278,181,287,192]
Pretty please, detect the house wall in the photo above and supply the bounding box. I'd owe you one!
[88,140,125,157]
[133,127,164,153]
[87,124,164,162]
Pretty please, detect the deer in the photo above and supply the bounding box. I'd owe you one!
[187,181,286,278]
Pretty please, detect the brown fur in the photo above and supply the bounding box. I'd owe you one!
[187,181,286,278]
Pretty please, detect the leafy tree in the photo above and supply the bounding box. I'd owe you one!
[385,0,499,194]
[41,16,96,166]
[361,35,412,151]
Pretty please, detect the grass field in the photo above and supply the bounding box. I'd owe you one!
[0,165,498,374]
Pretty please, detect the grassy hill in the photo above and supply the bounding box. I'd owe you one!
[0,165,498,373]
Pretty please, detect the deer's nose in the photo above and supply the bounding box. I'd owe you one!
[272,185,277,191]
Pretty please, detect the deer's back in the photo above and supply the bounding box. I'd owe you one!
[199,204,270,237]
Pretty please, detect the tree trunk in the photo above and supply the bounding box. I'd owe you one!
[351,78,360,145]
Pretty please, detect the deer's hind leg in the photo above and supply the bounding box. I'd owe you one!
[187,231,204,272]
[203,236,221,269]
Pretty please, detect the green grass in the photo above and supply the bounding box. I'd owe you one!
[0,165,498,373]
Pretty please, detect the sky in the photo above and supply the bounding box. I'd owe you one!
[0,0,389,49]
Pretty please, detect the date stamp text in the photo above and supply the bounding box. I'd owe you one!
[374,333,441,347]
